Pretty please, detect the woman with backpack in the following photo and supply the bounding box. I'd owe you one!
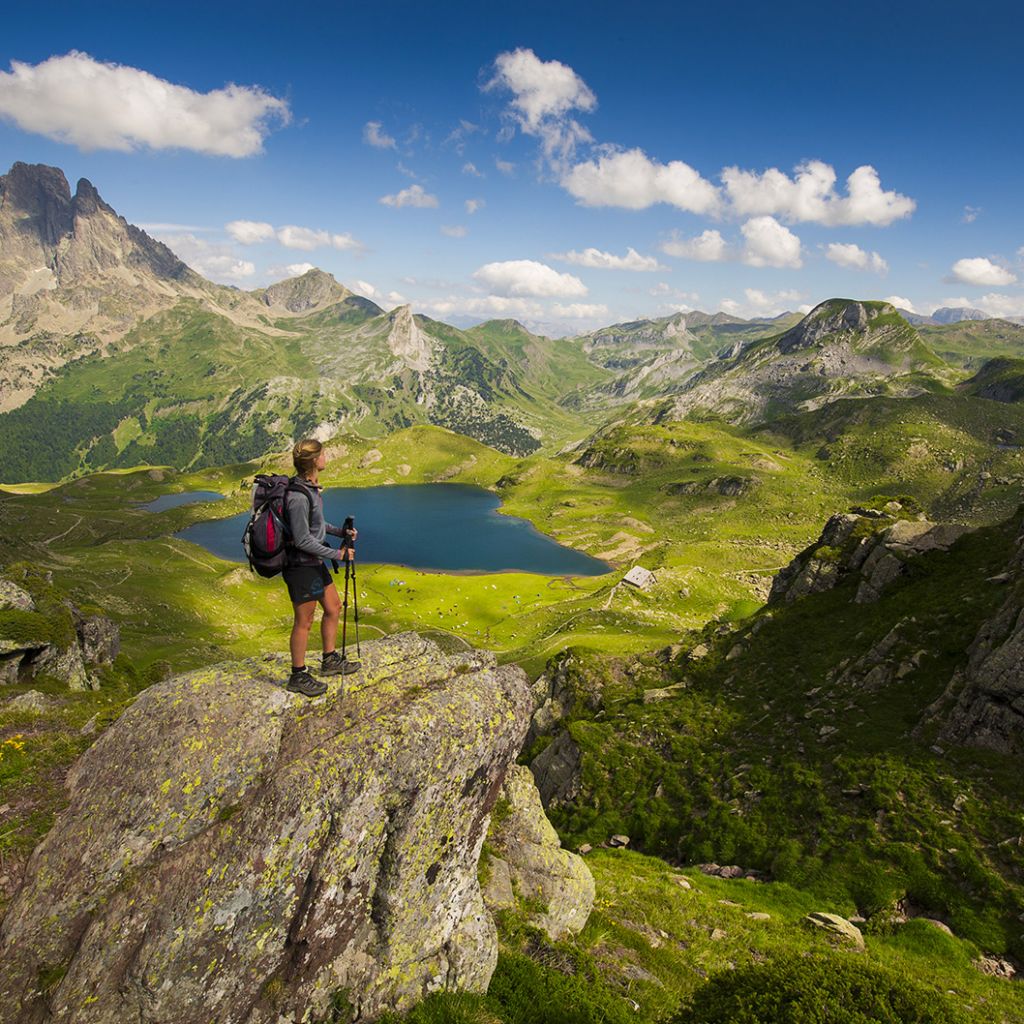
[283,438,360,697]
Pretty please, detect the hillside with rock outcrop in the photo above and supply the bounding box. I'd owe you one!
[0,632,594,1023]
[520,501,1024,971]
[651,299,950,426]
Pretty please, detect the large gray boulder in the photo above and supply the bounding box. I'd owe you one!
[482,766,594,941]
[0,632,532,1023]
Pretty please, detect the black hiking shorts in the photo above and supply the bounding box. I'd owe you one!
[282,563,333,605]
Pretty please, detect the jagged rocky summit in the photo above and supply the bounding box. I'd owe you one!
[0,632,593,1023]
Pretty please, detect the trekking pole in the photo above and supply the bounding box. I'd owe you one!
[350,553,361,658]
[340,560,351,661]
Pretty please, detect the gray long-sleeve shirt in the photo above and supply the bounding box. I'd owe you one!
[285,481,343,565]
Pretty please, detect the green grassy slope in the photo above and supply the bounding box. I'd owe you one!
[535,511,1024,962]
[918,320,1024,370]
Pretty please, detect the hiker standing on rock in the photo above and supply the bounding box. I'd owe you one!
[284,439,360,697]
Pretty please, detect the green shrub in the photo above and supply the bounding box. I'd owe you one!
[0,609,53,646]
[672,953,967,1024]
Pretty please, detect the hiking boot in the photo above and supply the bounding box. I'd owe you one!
[286,668,327,697]
[320,651,361,676]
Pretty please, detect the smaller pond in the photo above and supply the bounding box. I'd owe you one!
[141,491,226,513]
[176,483,610,576]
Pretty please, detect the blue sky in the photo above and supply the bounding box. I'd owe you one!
[1,0,1022,334]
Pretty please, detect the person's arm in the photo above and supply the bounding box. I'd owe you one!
[285,492,338,561]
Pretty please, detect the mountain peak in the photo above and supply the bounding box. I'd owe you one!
[259,268,350,313]
[0,162,74,246]
[932,306,990,324]
[71,176,114,217]
[776,299,898,354]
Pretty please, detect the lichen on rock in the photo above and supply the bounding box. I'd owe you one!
[0,632,532,1023]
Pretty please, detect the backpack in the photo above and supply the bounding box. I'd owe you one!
[241,474,316,578]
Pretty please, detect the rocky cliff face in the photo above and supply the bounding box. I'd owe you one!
[769,505,1024,756]
[0,162,207,409]
[924,527,1024,755]
[768,509,970,607]
[0,633,536,1023]
[0,162,288,412]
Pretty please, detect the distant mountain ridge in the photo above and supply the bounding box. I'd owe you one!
[649,299,949,425]
[4,161,1024,482]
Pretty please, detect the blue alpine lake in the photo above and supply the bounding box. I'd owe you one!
[176,483,610,576]
[141,490,226,512]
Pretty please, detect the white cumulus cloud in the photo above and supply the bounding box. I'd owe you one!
[226,220,276,244]
[722,161,914,226]
[721,288,803,318]
[950,257,1017,287]
[487,47,596,165]
[465,198,485,214]
[551,302,610,318]
[741,217,803,268]
[228,220,361,251]
[660,229,729,262]
[472,259,587,298]
[883,295,918,313]
[551,247,663,271]
[0,51,288,156]
[966,293,1022,318]
[562,148,721,215]
[277,225,361,251]
[825,242,888,274]
[363,121,396,149]
[379,183,439,208]
[154,232,255,284]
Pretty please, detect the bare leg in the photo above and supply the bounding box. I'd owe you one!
[320,582,341,654]
[290,600,317,667]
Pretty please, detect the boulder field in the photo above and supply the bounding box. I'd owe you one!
[0,632,591,1022]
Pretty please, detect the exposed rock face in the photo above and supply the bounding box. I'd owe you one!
[482,766,594,941]
[0,579,35,612]
[531,730,583,809]
[387,305,434,372]
[925,530,1024,754]
[0,633,533,1023]
[0,162,207,410]
[768,512,970,606]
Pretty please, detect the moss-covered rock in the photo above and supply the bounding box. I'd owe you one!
[0,632,532,1023]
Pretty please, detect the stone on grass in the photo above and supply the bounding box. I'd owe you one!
[4,690,54,713]
[0,581,34,612]
[804,911,865,949]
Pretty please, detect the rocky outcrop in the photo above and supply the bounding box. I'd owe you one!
[0,633,533,1023]
[923,529,1024,755]
[768,512,970,606]
[481,766,594,941]
[0,581,118,689]
[530,730,583,809]
[387,305,434,373]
